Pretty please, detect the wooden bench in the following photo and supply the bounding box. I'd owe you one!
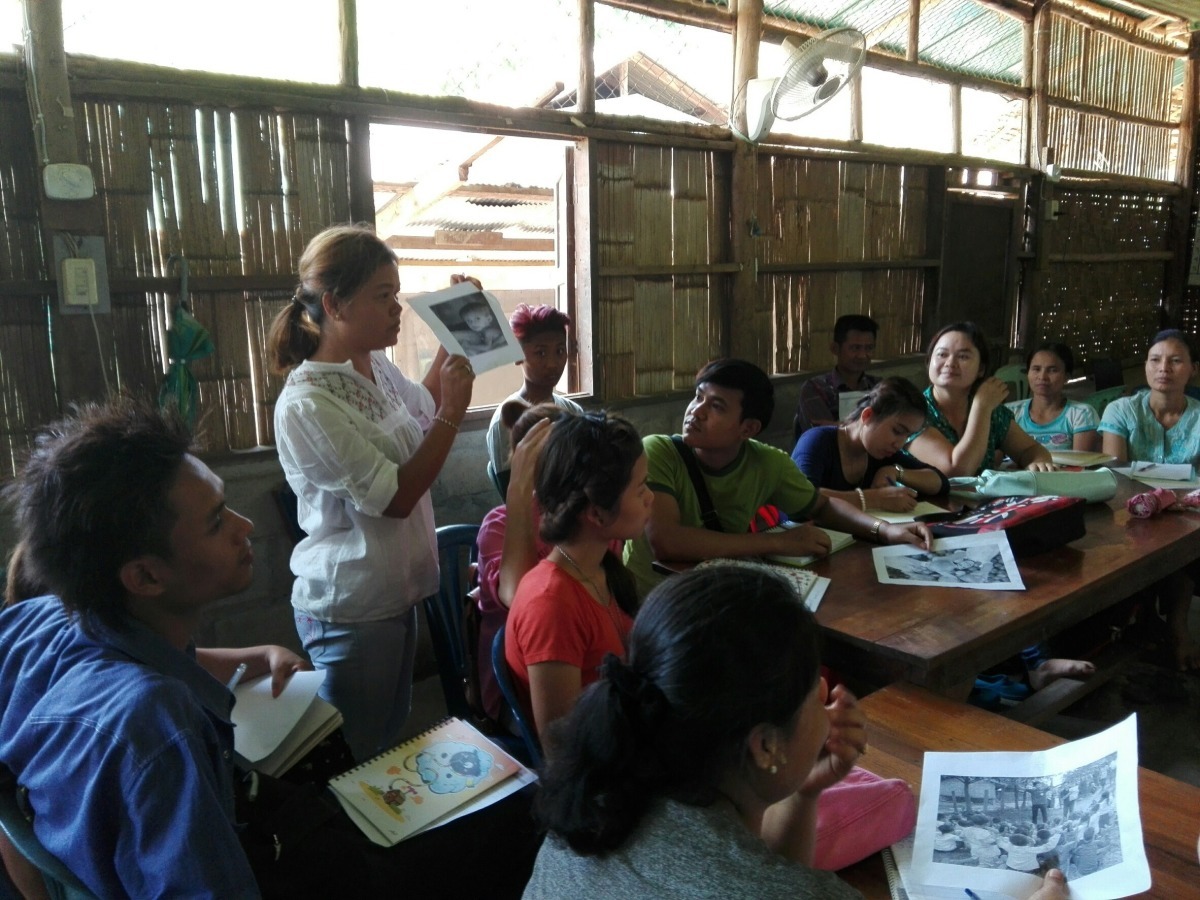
[838,683,1199,899]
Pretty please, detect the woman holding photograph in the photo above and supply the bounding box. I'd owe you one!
[524,566,1069,900]
[268,223,476,761]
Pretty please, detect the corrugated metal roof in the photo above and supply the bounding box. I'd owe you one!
[766,0,1024,84]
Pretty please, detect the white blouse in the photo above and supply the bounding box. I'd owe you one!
[274,352,438,622]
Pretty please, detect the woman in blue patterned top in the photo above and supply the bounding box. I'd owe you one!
[1099,329,1200,670]
[1007,343,1100,452]
[907,322,1054,478]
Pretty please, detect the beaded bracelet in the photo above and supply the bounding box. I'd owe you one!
[433,415,459,432]
[855,487,867,512]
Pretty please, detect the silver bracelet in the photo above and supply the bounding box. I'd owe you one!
[855,487,867,512]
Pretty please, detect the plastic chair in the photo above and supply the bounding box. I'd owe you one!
[1082,386,1124,417]
[0,765,95,899]
[994,364,1029,403]
[486,460,510,502]
[421,524,482,723]
[491,626,542,769]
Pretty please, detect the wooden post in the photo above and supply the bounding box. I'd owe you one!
[24,0,107,405]
[572,140,599,396]
[950,83,962,156]
[850,73,863,144]
[1163,33,1199,323]
[578,0,595,117]
[1022,16,1033,167]
[729,0,763,366]
[1031,0,1051,171]
[339,0,358,88]
[923,166,947,348]
[732,0,762,137]
[907,0,921,64]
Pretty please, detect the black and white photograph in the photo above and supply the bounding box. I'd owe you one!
[909,715,1149,900]
[405,281,524,374]
[929,756,1121,881]
[872,532,1025,591]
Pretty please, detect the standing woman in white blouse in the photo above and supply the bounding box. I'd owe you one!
[268,224,475,761]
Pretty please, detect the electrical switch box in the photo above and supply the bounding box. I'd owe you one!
[51,235,111,316]
[61,257,99,306]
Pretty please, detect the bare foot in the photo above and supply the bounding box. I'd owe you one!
[1029,658,1096,691]
[1171,634,1200,672]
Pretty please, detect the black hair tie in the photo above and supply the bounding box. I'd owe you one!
[601,654,669,728]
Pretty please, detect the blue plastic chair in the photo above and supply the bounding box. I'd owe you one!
[994,364,1029,403]
[422,524,482,723]
[491,626,542,769]
[0,765,95,899]
[1083,386,1124,417]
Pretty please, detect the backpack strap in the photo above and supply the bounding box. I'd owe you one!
[671,436,723,533]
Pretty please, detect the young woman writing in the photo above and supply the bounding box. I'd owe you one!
[791,377,947,513]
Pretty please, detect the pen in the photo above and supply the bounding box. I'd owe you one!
[964,890,983,900]
[226,662,248,691]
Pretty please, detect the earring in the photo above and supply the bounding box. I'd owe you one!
[769,764,778,775]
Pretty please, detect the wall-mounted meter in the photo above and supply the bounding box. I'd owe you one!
[43,163,95,200]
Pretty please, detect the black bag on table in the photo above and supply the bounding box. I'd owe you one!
[921,495,1086,557]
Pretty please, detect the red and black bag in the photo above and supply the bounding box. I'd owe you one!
[922,495,1086,557]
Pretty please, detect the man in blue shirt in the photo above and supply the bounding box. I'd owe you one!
[0,398,306,898]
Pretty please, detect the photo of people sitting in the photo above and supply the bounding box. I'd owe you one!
[929,757,1122,881]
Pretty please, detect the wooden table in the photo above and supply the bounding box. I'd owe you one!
[839,683,1200,899]
[809,477,1200,693]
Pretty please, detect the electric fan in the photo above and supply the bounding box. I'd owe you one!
[737,27,868,143]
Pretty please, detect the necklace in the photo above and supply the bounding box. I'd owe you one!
[555,545,611,606]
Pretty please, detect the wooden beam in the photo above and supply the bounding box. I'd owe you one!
[758,258,941,274]
[384,233,556,253]
[729,0,763,366]
[1046,251,1174,262]
[950,83,962,156]
[597,0,732,33]
[1175,32,1199,188]
[1049,94,1177,129]
[598,262,742,276]
[579,0,595,117]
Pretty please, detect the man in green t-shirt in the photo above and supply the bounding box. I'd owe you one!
[624,359,931,597]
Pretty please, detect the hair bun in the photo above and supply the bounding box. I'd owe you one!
[602,654,669,728]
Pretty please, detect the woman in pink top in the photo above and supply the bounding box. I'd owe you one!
[505,412,652,741]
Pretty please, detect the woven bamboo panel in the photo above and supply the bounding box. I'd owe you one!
[1032,187,1170,365]
[1049,15,1178,124]
[761,155,928,374]
[594,141,728,399]
[70,100,350,450]
[1048,107,1175,182]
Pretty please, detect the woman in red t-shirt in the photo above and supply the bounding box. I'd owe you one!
[505,412,652,741]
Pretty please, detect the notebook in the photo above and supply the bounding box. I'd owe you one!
[694,557,829,611]
[232,670,344,777]
[762,523,855,568]
[328,717,533,846]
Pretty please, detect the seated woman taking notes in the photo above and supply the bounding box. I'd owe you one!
[791,377,948,513]
[523,566,1068,900]
[1098,328,1200,670]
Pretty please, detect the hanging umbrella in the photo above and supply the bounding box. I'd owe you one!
[159,255,214,428]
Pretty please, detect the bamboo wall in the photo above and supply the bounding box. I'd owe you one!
[593,141,730,399]
[1029,188,1171,363]
[0,88,352,475]
[757,157,928,373]
[1047,15,1179,181]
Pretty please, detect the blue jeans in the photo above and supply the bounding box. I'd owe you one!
[295,606,418,762]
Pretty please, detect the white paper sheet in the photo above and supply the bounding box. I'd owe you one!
[872,532,1025,591]
[909,715,1148,900]
[872,501,948,524]
[404,282,525,374]
[1114,462,1200,489]
[232,669,326,762]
